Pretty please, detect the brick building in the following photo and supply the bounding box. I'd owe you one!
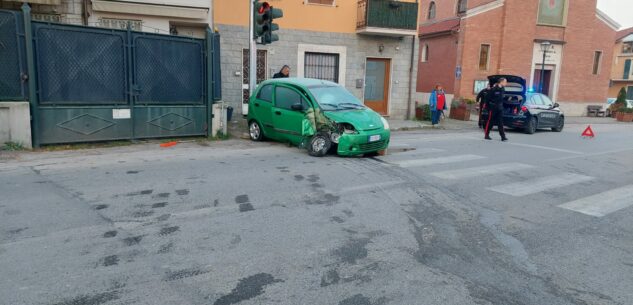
[417,0,620,116]
[609,27,633,100]
[213,0,423,119]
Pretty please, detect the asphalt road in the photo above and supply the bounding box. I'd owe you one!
[1,121,632,305]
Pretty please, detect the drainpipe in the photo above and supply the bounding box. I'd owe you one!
[82,0,89,26]
[406,35,415,120]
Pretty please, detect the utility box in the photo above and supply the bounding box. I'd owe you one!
[0,102,32,149]
[211,102,228,137]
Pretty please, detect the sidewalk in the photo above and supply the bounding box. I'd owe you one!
[229,116,479,138]
[388,117,477,131]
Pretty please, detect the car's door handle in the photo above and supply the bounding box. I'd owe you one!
[275,111,282,115]
[254,103,260,107]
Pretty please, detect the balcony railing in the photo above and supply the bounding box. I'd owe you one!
[357,0,418,34]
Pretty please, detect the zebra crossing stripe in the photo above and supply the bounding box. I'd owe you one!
[558,185,633,217]
[431,163,534,180]
[487,173,594,197]
[393,154,486,168]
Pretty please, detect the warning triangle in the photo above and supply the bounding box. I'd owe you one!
[581,125,595,137]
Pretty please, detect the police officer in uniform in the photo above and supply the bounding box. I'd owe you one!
[476,85,491,128]
[484,78,508,141]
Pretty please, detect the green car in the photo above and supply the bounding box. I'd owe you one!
[247,78,390,157]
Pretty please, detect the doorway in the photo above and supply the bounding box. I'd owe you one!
[533,69,552,96]
[242,49,268,106]
[364,58,391,115]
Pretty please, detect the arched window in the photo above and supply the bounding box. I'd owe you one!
[421,44,429,62]
[457,0,468,14]
[427,2,436,20]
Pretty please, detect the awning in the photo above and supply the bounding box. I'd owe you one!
[92,0,208,20]
[623,34,633,43]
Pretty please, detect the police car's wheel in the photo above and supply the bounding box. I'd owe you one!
[525,117,537,134]
[552,117,564,132]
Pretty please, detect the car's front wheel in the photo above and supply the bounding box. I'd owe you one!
[249,120,264,141]
[552,116,564,132]
[307,133,331,157]
[525,117,537,134]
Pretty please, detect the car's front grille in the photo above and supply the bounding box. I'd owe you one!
[359,140,386,151]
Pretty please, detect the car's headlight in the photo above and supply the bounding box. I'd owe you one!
[380,117,390,130]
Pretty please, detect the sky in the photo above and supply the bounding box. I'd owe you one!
[597,0,633,30]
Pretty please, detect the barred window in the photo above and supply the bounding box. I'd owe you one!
[304,52,340,83]
[592,51,602,75]
[428,2,436,20]
[479,44,490,71]
[99,18,142,31]
[457,0,468,14]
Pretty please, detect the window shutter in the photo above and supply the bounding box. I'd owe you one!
[624,59,631,80]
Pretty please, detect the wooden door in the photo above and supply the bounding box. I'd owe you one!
[364,58,390,115]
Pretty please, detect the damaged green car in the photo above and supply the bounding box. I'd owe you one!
[247,78,390,157]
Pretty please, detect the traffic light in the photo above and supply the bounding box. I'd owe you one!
[253,1,283,45]
[253,1,269,39]
[262,6,283,44]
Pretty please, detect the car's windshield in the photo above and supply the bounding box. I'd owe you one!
[308,85,364,111]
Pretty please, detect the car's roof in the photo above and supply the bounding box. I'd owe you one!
[260,78,339,88]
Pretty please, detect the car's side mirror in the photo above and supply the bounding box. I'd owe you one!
[553,103,560,108]
[291,103,304,111]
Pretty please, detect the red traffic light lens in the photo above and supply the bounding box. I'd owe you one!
[258,2,270,13]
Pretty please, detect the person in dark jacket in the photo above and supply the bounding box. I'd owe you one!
[484,78,508,141]
[273,65,290,78]
[429,84,447,127]
[477,85,491,128]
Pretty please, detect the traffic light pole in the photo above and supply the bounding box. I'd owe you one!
[246,0,257,116]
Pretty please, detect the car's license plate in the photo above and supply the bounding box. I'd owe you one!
[368,135,381,142]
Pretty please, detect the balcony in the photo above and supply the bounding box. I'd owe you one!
[356,0,418,37]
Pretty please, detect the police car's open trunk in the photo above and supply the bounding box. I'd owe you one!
[488,75,527,115]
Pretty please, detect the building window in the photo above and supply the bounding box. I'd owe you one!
[592,51,602,75]
[537,0,568,27]
[306,0,335,5]
[428,2,436,20]
[479,44,490,71]
[623,42,633,54]
[99,18,142,31]
[624,59,631,80]
[421,44,429,62]
[457,0,468,14]
[304,52,340,83]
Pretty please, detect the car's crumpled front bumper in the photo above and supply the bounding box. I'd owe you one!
[336,129,390,156]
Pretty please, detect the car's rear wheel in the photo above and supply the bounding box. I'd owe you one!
[307,133,331,157]
[249,120,264,141]
[552,116,564,132]
[525,117,537,134]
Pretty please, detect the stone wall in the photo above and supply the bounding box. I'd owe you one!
[216,24,420,119]
[1,0,84,25]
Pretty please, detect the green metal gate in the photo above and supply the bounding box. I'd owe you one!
[0,5,221,146]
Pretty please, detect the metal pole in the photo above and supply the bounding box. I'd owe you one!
[245,0,257,116]
[22,3,39,148]
[540,50,546,93]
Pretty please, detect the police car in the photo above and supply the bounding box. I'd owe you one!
[480,75,565,134]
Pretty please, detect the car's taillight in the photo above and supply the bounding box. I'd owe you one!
[521,106,528,113]
[513,107,518,114]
